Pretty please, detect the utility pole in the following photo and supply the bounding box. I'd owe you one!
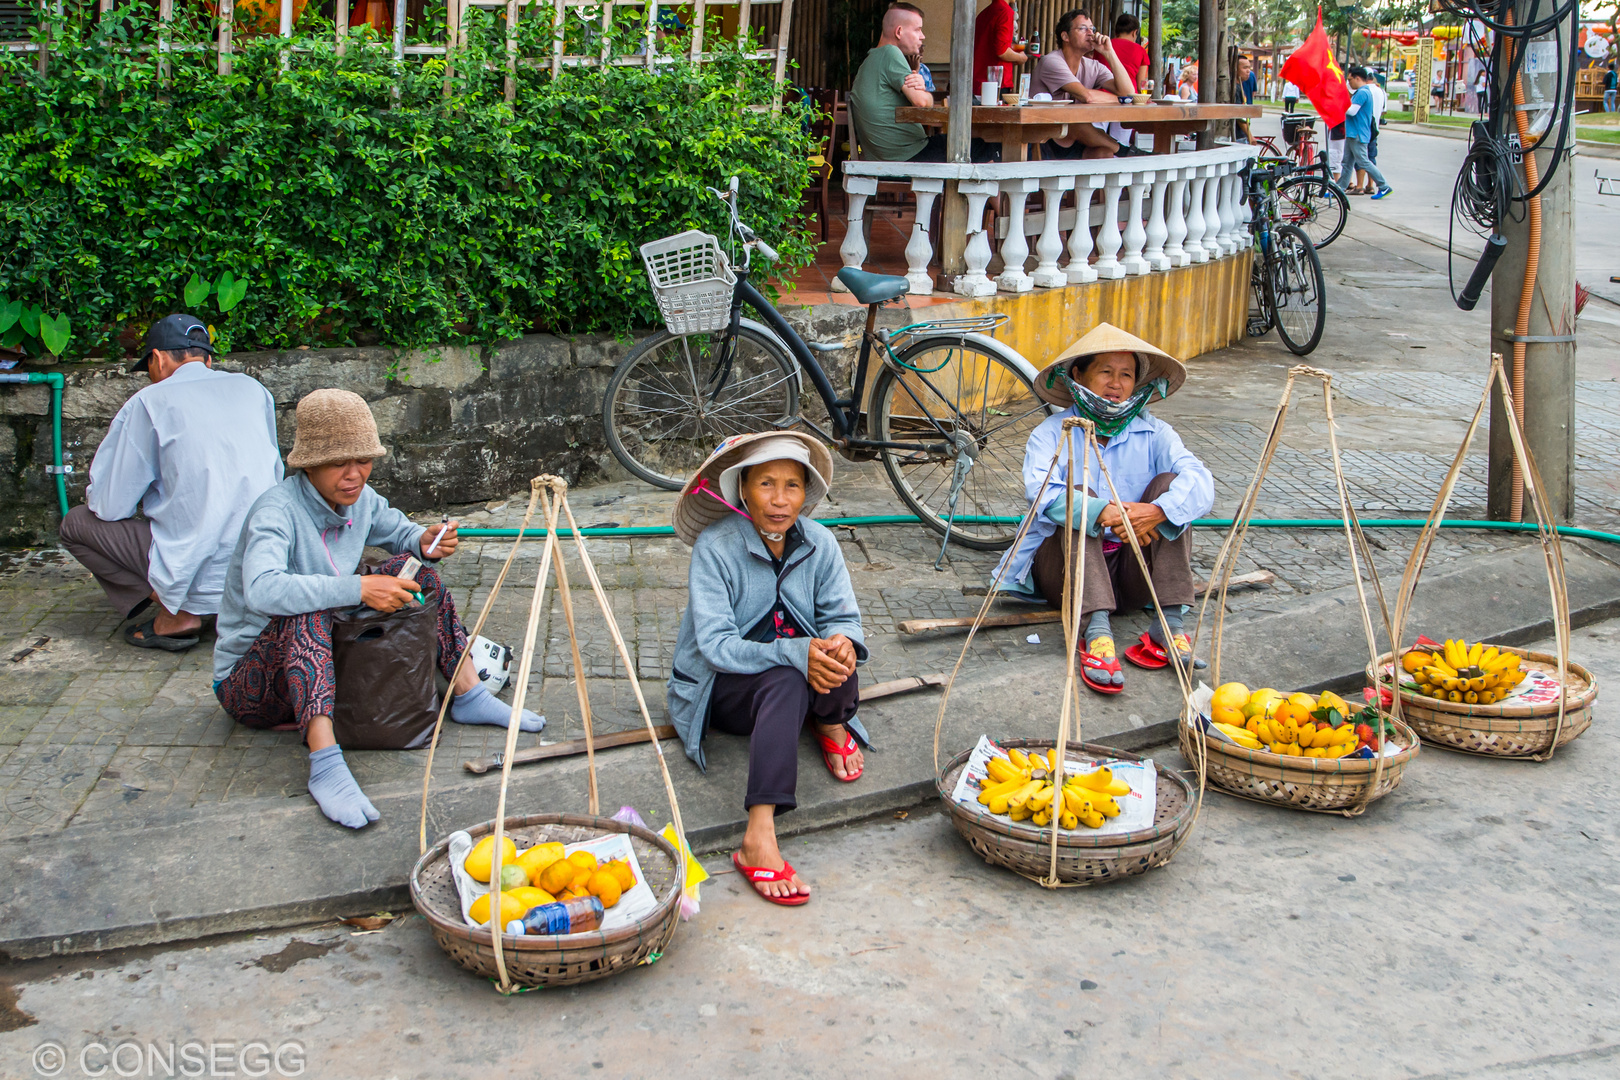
[1487,0,1576,522]
[939,0,977,280]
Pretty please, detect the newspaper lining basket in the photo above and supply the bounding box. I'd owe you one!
[410,813,682,989]
[937,739,1195,885]
[640,229,736,335]
[1179,712,1419,815]
[1370,647,1595,759]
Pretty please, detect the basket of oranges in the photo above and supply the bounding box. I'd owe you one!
[411,476,692,991]
[1181,682,1419,816]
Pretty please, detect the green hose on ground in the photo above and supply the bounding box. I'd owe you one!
[458,517,1620,546]
[0,372,68,518]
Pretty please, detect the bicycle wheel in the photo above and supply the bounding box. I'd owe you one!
[1265,224,1326,356]
[869,337,1052,550]
[602,325,800,490]
[1247,244,1274,338]
[1277,176,1347,249]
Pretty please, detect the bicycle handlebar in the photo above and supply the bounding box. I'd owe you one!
[707,178,778,267]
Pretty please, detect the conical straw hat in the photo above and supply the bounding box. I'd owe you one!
[1032,323,1187,407]
[671,431,834,546]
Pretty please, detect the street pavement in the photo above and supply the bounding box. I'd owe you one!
[3,622,1616,1079]
[3,161,1620,963]
[1250,116,1620,309]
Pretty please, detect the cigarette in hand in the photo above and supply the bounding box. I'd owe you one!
[426,515,450,555]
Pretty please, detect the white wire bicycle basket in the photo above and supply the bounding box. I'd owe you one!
[640,230,737,336]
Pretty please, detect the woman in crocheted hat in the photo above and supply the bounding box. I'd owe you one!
[212,389,542,830]
[994,323,1215,695]
[668,432,871,906]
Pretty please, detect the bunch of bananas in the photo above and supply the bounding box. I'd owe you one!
[1401,639,1524,705]
[977,749,1132,830]
[1247,713,1360,757]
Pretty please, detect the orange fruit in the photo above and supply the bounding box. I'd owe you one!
[608,859,635,891]
[517,842,565,884]
[570,867,594,892]
[1211,682,1250,713]
[538,859,576,895]
[566,851,599,873]
[586,870,622,908]
[1273,700,1310,728]
[1211,703,1246,728]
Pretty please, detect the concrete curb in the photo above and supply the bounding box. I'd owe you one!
[4,539,1617,960]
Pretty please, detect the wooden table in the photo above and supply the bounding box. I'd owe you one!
[893,102,1262,161]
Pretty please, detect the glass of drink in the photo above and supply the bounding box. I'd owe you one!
[987,64,1004,89]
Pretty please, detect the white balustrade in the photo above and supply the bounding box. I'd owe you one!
[1163,170,1189,268]
[1119,172,1151,276]
[1032,175,1074,288]
[955,180,999,298]
[995,177,1039,293]
[905,178,944,294]
[836,144,1258,296]
[1184,170,1209,264]
[1092,172,1128,280]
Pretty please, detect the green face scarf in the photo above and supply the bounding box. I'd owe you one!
[1051,367,1168,438]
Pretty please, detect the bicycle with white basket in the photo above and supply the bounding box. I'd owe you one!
[602,176,1052,551]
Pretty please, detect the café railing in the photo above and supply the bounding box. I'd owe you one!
[837,143,1259,298]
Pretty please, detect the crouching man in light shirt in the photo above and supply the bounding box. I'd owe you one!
[59,314,284,651]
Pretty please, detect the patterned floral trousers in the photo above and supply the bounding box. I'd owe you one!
[215,553,467,735]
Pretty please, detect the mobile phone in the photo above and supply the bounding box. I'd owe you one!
[398,556,425,604]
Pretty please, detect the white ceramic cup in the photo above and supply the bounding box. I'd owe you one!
[980,81,997,106]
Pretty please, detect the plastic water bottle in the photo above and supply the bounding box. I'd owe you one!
[505,895,604,937]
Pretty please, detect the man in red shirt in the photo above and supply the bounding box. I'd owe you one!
[974,0,1027,89]
[1110,13,1148,94]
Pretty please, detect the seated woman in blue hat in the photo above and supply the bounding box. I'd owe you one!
[666,433,871,907]
[994,323,1214,695]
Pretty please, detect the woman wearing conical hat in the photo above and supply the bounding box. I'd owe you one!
[993,324,1215,695]
[667,432,872,906]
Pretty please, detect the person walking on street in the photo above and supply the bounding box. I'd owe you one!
[1282,78,1299,114]
[60,314,283,651]
[1475,69,1489,116]
[1605,62,1617,113]
[1339,67,1391,199]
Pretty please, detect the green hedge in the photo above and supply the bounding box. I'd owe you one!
[0,6,817,359]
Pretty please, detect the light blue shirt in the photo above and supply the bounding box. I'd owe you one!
[85,362,283,616]
[1344,85,1376,143]
[992,406,1215,595]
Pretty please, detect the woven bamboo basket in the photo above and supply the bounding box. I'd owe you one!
[412,477,693,992]
[937,739,1196,884]
[410,813,682,988]
[1180,712,1419,815]
[1369,647,1595,759]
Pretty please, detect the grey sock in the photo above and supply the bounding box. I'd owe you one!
[1147,606,1186,647]
[451,682,545,732]
[307,744,379,830]
[1084,610,1112,645]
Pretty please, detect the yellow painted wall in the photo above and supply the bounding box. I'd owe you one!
[931,252,1252,371]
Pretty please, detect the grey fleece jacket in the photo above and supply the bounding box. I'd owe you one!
[212,474,427,683]
[666,513,869,769]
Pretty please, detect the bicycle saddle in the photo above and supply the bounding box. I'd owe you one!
[836,268,910,306]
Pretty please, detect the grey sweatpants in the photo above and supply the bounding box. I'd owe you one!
[58,504,155,619]
[1337,137,1387,190]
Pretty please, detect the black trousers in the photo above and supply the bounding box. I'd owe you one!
[709,665,859,813]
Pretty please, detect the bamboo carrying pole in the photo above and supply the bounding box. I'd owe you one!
[1191,365,1400,816]
[415,477,689,995]
[1389,355,1572,761]
[931,419,1204,888]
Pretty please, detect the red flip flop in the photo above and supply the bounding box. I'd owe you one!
[1124,631,1170,670]
[814,727,863,782]
[732,851,810,906]
[1080,649,1124,695]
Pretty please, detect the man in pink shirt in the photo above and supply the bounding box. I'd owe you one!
[1030,9,1136,158]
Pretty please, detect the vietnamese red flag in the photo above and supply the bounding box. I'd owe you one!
[1281,11,1351,127]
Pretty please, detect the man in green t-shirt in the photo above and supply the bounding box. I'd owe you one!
[849,4,996,163]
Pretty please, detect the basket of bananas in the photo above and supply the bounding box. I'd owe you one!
[937,739,1196,885]
[1371,637,1596,759]
[1181,683,1419,816]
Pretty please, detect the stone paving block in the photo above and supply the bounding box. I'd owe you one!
[0,742,117,839]
[124,705,234,748]
[0,705,45,745]
[0,669,76,706]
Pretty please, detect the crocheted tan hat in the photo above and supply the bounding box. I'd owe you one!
[1032,322,1187,407]
[671,431,833,546]
[286,389,387,469]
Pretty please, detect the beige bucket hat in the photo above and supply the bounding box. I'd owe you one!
[671,432,834,546]
[1032,322,1188,407]
[286,389,387,470]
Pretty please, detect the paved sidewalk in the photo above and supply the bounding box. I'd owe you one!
[3,212,1619,957]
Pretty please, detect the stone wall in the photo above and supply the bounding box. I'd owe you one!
[0,305,869,546]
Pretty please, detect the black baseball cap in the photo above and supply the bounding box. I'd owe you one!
[134,313,214,371]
